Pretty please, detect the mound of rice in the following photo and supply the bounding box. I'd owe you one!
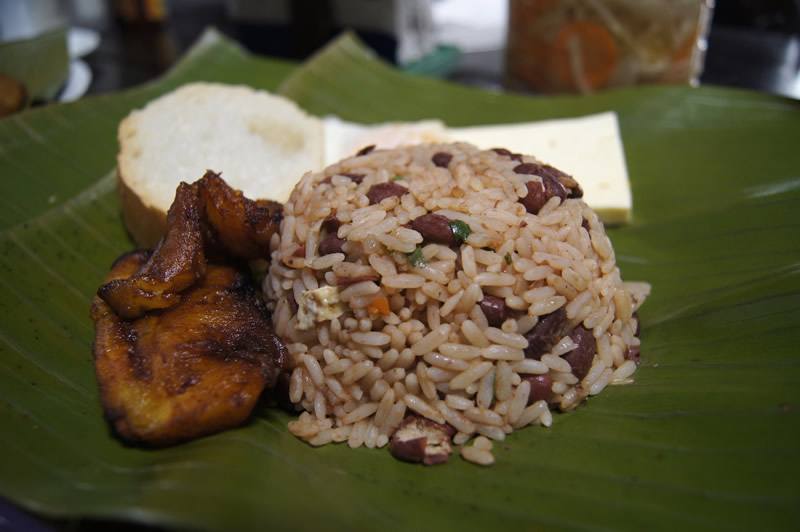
[265,142,649,464]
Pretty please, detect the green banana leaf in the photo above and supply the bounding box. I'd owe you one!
[1,28,798,531]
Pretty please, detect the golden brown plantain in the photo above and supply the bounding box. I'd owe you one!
[98,182,206,320]
[98,171,282,320]
[200,170,283,259]
[91,250,287,446]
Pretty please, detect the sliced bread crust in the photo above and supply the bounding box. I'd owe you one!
[117,166,168,248]
[116,82,323,247]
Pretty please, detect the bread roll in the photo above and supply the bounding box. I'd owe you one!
[117,82,323,247]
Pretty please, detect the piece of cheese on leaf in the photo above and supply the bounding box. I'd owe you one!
[449,112,631,224]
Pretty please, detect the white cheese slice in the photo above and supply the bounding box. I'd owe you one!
[449,112,631,224]
[321,112,632,224]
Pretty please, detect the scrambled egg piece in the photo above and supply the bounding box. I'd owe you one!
[297,286,344,330]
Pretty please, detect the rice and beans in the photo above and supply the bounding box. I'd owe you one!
[265,143,649,465]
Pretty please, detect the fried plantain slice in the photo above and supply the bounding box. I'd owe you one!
[98,172,282,320]
[200,170,283,259]
[98,182,206,319]
[91,250,287,446]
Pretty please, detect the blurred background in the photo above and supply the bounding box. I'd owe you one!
[0,0,798,114]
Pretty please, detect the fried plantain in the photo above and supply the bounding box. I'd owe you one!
[91,250,287,446]
[200,170,283,259]
[98,171,282,320]
[98,182,206,320]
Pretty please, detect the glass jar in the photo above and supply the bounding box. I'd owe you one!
[506,0,714,94]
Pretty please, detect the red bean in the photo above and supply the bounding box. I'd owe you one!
[516,164,568,214]
[321,216,341,233]
[519,180,548,215]
[564,326,596,380]
[625,346,641,364]
[492,148,523,161]
[318,233,345,255]
[431,152,453,168]
[479,295,509,327]
[389,415,455,466]
[559,174,584,198]
[515,162,582,200]
[523,308,567,360]
[366,182,408,205]
[523,374,554,405]
[340,172,365,184]
[410,213,454,246]
[514,162,560,180]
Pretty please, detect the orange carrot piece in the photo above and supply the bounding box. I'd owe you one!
[367,295,390,317]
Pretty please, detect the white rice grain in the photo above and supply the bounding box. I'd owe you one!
[382,273,425,289]
[464,407,503,426]
[373,389,395,428]
[461,320,490,347]
[542,354,573,373]
[342,403,379,425]
[612,360,637,383]
[438,343,482,360]
[477,368,495,409]
[461,246,477,278]
[445,394,474,410]
[435,401,476,434]
[340,360,374,385]
[302,355,325,386]
[474,272,516,287]
[350,331,391,347]
[417,363,438,401]
[424,352,470,372]
[511,359,549,374]
[481,345,525,361]
[461,446,494,466]
[403,394,446,424]
[476,425,506,442]
[514,400,548,429]
[411,324,451,356]
[589,368,614,396]
[495,361,514,401]
[506,380,531,425]
[450,361,493,390]
[484,327,529,349]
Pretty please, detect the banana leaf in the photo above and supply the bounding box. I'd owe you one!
[0,29,798,531]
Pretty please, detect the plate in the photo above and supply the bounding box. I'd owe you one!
[0,29,797,531]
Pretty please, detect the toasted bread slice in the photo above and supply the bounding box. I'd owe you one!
[117,82,323,247]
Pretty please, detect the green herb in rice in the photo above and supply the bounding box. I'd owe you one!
[408,246,425,267]
[449,220,471,245]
